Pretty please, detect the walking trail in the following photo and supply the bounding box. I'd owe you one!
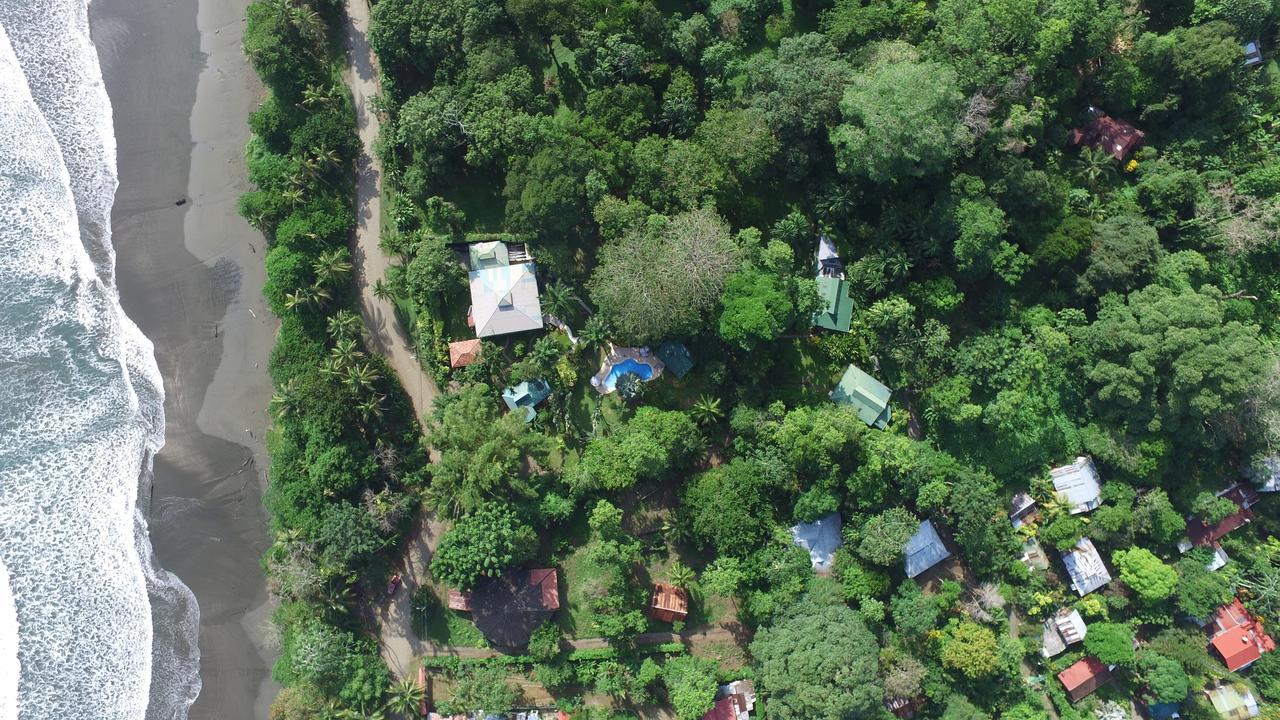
[341,0,439,423]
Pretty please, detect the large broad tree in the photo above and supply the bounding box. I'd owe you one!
[565,408,702,494]
[750,595,884,719]
[430,503,536,590]
[1084,281,1267,452]
[588,207,740,344]
[830,42,967,183]
[428,384,550,516]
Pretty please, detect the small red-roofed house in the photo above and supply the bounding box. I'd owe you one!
[1210,599,1275,672]
[448,339,483,369]
[1058,657,1112,702]
[1068,113,1145,161]
[649,582,689,622]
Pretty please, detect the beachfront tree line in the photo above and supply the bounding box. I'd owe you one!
[241,0,432,717]
[353,0,1280,717]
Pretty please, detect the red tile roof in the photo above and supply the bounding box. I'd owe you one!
[1059,657,1111,702]
[703,693,749,720]
[448,339,483,368]
[1211,599,1275,671]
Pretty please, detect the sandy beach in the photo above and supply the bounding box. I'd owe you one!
[90,0,278,718]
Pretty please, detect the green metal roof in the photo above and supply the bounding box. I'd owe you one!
[811,275,852,332]
[656,341,694,379]
[830,364,891,429]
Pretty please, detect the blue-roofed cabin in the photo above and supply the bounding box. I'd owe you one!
[904,520,951,578]
[502,379,551,422]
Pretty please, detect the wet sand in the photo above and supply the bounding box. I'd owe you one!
[90,0,279,718]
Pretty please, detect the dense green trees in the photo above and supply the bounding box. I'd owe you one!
[566,407,701,494]
[831,42,967,183]
[430,503,536,590]
[751,595,883,719]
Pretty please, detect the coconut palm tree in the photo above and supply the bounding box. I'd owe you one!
[384,677,425,717]
[300,83,334,111]
[580,315,610,351]
[283,287,319,312]
[1075,146,1114,187]
[345,362,381,394]
[358,395,385,425]
[615,371,642,400]
[268,378,300,418]
[327,310,363,341]
[690,395,724,426]
[372,278,393,301]
[281,186,304,207]
[329,338,364,372]
[668,562,694,589]
[313,248,353,288]
[542,281,575,322]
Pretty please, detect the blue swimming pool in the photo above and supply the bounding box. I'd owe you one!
[603,358,655,392]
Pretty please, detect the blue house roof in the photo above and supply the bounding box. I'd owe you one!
[904,520,951,578]
[788,513,842,572]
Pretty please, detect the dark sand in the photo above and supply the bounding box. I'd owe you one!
[90,0,279,717]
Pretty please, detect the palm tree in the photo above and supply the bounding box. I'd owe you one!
[668,562,695,589]
[311,146,342,172]
[358,395,386,425]
[1075,146,1114,187]
[327,310,363,341]
[314,248,353,288]
[283,288,313,312]
[690,395,724,426]
[329,338,364,370]
[615,371,643,400]
[580,315,610,351]
[542,281,575,322]
[300,83,334,111]
[281,186,304,207]
[384,677,426,717]
[372,278,393,302]
[268,378,300,418]
[345,362,381,394]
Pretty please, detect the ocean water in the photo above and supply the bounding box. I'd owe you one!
[0,2,200,719]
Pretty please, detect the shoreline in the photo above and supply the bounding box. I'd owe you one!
[90,0,279,718]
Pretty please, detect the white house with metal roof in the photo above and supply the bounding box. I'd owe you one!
[468,260,544,338]
[1050,456,1103,514]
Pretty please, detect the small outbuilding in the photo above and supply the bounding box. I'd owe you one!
[1050,457,1103,514]
[1068,111,1145,161]
[789,512,842,573]
[656,341,695,379]
[1061,537,1112,596]
[1058,656,1111,703]
[502,379,551,423]
[812,275,853,333]
[904,519,951,579]
[448,339,483,369]
[1180,483,1259,552]
[831,364,892,429]
[1206,685,1260,720]
[1244,41,1264,67]
[648,582,689,623]
[1009,491,1038,528]
[1041,608,1088,658]
[703,680,755,720]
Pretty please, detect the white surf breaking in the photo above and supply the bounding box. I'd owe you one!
[0,2,200,718]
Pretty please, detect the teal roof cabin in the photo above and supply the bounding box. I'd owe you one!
[831,364,892,429]
[812,275,853,333]
[656,341,694,379]
[502,379,551,422]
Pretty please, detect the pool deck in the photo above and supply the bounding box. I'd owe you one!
[590,345,665,395]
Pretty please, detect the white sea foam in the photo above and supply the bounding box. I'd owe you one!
[0,558,19,720]
[0,3,199,719]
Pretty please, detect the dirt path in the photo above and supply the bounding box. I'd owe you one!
[340,0,440,423]
[1009,608,1059,720]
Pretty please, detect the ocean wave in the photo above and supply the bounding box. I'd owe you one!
[0,557,18,720]
[0,3,199,718]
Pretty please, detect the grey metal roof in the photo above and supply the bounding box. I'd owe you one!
[904,520,951,578]
[1061,538,1112,596]
[1050,457,1102,514]
[788,513,842,572]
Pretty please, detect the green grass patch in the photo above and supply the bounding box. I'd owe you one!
[412,586,489,649]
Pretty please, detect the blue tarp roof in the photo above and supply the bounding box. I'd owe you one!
[789,513,842,572]
[904,519,951,578]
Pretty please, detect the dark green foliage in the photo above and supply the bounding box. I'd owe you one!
[661,656,721,720]
[567,407,702,494]
[750,594,884,719]
[430,503,537,590]
[891,582,940,637]
[1084,623,1137,666]
[683,458,771,557]
[1079,215,1162,297]
[857,507,919,566]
